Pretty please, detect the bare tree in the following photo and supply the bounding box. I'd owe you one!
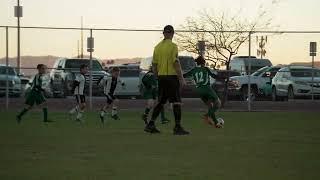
[176,10,273,104]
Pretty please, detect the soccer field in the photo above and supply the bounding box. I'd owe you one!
[0,111,319,180]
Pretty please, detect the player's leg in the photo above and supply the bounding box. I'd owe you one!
[69,95,80,115]
[16,91,35,123]
[142,99,154,125]
[145,79,167,133]
[76,96,86,122]
[100,95,112,123]
[207,88,221,127]
[111,98,120,120]
[36,92,50,123]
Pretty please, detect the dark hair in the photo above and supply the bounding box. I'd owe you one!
[112,67,120,72]
[37,64,45,69]
[163,25,174,34]
[195,56,206,65]
[80,64,88,70]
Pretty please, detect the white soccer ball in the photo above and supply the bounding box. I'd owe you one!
[216,118,225,128]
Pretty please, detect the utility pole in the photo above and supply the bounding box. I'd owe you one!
[15,0,23,74]
[80,16,84,58]
[256,36,268,59]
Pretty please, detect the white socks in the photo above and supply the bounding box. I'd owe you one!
[112,107,118,116]
[76,111,83,120]
[69,106,79,114]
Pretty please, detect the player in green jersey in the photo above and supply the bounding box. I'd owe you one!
[184,56,222,128]
[141,69,169,125]
[16,64,51,123]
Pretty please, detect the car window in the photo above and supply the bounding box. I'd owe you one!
[0,67,16,75]
[120,70,140,77]
[252,67,269,76]
[291,69,320,77]
[65,59,103,71]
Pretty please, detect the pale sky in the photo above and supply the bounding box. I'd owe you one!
[0,0,320,65]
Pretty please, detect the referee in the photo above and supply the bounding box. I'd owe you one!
[144,25,189,135]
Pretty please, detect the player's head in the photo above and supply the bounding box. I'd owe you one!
[80,64,88,74]
[163,25,175,40]
[195,56,206,66]
[37,64,47,74]
[112,67,120,77]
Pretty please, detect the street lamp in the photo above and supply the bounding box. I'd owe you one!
[14,0,23,74]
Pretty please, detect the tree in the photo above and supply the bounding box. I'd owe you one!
[176,10,273,104]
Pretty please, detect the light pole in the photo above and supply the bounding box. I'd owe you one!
[310,42,317,101]
[14,0,23,74]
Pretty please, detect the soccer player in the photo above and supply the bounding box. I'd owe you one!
[141,68,170,125]
[69,64,88,122]
[99,67,125,123]
[184,56,222,128]
[16,64,51,123]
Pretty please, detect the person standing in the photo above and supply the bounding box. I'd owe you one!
[144,25,189,135]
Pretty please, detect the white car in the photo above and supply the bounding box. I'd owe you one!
[229,66,282,100]
[272,66,320,101]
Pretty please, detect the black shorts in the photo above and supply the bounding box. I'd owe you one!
[105,93,116,104]
[158,75,181,104]
[75,95,86,104]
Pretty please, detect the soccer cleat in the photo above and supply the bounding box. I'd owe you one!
[144,124,161,134]
[16,116,22,124]
[111,114,120,120]
[203,115,215,127]
[161,118,171,124]
[142,114,148,125]
[173,126,190,135]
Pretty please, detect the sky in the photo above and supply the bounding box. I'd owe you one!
[0,0,320,65]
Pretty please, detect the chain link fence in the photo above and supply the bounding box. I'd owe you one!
[0,26,319,112]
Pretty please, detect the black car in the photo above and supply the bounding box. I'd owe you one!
[50,58,108,97]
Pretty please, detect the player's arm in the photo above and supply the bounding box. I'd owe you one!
[118,77,125,86]
[71,76,80,93]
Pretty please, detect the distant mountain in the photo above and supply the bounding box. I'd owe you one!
[290,61,320,68]
[0,55,143,76]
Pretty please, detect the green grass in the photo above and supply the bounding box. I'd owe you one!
[0,111,320,180]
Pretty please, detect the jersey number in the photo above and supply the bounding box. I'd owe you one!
[195,72,204,83]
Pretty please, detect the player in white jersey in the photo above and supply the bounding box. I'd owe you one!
[69,64,88,122]
[98,67,125,123]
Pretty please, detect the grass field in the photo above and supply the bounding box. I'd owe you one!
[0,111,320,180]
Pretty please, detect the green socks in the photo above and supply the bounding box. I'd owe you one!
[160,109,166,121]
[43,108,48,122]
[208,107,218,124]
[18,108,29,118]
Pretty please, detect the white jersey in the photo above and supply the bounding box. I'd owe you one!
[74,74,86,95]
[99,76,124,95]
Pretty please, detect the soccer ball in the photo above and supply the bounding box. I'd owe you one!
[216,118,225,128]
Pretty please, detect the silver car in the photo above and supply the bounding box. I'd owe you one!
[272,66,320,100]
[0,65,21,97]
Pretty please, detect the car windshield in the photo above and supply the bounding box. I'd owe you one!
[120,70,140,77]
[291,69,320,77]
[65,59,103,71]
[0,67,16,75]
[179,57,196,72]
[252,67,269,76]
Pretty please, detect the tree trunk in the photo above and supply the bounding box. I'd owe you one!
[221,60,231,108]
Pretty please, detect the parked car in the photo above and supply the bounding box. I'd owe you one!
[230,56,272,75]
[106,64,141,98]
[229,66,282,100]
[0,65,21,97]
[24,74,53,98]
[50,58,108,97]
[211,70,241,99]
[272,66,320,101]
[139,56,197,97]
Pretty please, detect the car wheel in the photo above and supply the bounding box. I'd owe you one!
[287,86,295,100]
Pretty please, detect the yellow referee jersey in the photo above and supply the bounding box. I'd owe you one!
[152,39,178,76]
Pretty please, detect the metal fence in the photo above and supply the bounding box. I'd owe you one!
[0,25,320,112]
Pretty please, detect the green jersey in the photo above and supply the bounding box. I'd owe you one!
[184,66,217,88]
[142,71,157,90]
